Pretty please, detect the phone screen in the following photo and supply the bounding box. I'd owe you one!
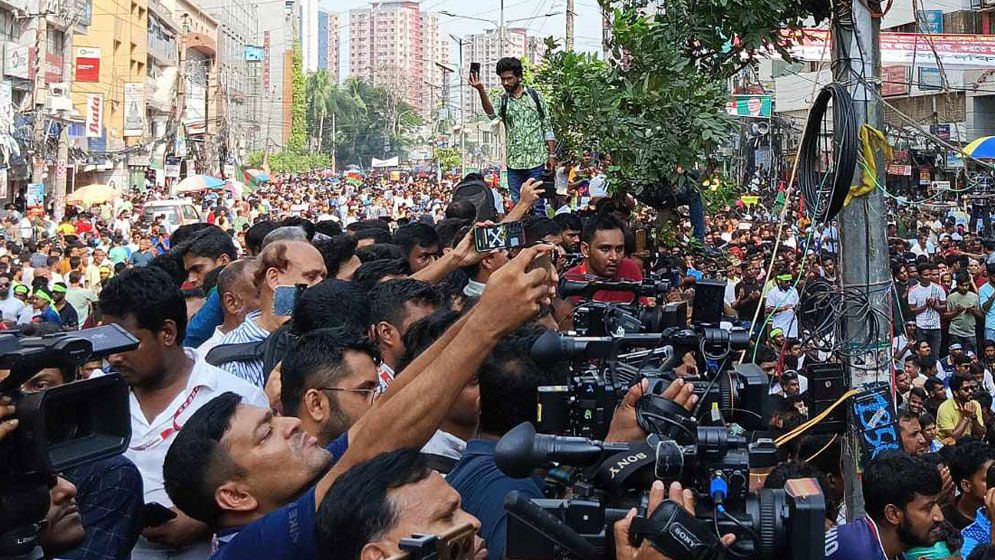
[470,62,481,78]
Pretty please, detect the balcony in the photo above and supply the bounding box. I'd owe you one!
[148,0,179,30]
[148,17,178,65]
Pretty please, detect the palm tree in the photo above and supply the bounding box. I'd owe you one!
[306,70,335,153]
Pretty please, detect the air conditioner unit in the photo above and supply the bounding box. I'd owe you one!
[46,82,72,112]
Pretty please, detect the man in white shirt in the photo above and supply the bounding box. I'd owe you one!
[908,262,946,359]
[0,273,25,322]
[765,272,800,338]
[197,259,259,357]
[99,266,266,560]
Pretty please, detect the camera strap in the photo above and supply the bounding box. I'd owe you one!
[593,441,657,494]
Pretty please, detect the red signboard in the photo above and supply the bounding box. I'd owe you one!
[44,53,63,83]
[74,47,100,82]
[881,65,909,96]
[263,31,270,89]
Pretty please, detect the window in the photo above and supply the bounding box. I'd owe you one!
[46,29,65,57]
[0,10,17,43]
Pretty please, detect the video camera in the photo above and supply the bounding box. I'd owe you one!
[495,423,824,560]
[0,324,138,558]
[560,277,674,337]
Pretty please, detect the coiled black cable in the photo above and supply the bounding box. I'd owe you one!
[798,83,858,222]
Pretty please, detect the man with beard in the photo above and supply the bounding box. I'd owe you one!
[825,453,943,560]
[0,272,24,321]
[470,57,556,211]
[765,271,800,338]
[943,440,994,531]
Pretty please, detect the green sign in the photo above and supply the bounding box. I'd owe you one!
[725,95,772,118]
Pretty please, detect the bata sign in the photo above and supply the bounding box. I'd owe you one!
[85,94,103,138]
[788,29,995,68]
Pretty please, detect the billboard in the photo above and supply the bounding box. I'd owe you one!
[789,29,995,68]
[75,47,100,82]
[123,82,144,137]
[725,95,772,117]
[881,65,909,96]
[245,45,263,62]
[44,53,63,83]
[4,43,32,80]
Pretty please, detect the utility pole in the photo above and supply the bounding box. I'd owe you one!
[53,124,67,221]
[498,0,504,59]
[831,0,889,520]
[31,0,49,188]
[450,33,465,178]
[566,0,575,51]
[331,112,336,174]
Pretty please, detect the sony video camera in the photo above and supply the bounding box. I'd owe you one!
[0,324,138,557]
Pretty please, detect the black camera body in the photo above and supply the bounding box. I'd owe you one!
[0,325,137,556]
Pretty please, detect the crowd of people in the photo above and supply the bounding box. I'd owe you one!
[7,55,995,560]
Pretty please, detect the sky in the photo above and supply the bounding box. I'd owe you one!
[325,0,608,80]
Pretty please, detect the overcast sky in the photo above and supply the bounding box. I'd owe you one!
[325,0,607,80]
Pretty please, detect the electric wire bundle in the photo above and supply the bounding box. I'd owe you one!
[798,83,858,222]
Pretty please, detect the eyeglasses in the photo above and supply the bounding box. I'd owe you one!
[317,386,378,405]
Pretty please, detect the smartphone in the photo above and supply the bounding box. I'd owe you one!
[473,221,525,253]
[143,502,177,528]
[635,229,647,253]
[273,283,308,316]
[541,171,556,199]
[469,62,481,79]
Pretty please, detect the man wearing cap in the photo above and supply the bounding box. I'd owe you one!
[51,282,78,330]
[765,272,800,338]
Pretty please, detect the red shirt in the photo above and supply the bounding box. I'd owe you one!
[565,258,644,303]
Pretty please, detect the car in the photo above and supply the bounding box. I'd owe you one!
[141,200,201,232]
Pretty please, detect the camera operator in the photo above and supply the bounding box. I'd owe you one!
[367,279,444,387]
[315,449,487,560]
[98,266,268,560]
[17,361,144,560]
[162,245,556,560]
[825,452,943,560]
[279,328,379,449]
[564,214,643,303]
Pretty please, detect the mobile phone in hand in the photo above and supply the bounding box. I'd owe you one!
[469,62,481,79]
[143,503,177,528]
[473,222,525,253]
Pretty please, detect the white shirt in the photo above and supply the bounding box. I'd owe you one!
[908,282,946,330]
[0,295,25,322]
[766,286,800,337]
[196,326,229,357]
[421,430,467,463]
[125,350,267,560]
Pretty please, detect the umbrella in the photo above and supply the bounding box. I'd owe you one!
[175,175,225,193]
[245,169,269,184]
[962,136,995,159]
[66,184,120,206]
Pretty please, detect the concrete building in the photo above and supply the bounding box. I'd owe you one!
[175,0,218,174]
[348,0,448,118]
[317,10,340,82]
[300,0,318,72]
[256,0,298,151]
[192,0,259,161]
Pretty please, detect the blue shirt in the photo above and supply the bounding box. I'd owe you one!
[962,506,990,558]
[980,282,995,331]
[824,517,887,560]
[446,439,544,560]
[63,455,144,560]
[211,432,348,560]
[185,288,223,349]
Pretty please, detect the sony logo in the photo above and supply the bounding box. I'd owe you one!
[608,452,647,478]
[668,522,700,550]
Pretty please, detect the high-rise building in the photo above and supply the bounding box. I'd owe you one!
[256,0,298,150]
[348,0,448,118]
[461,27,535,119]
[300,0,318,72]
[316,11,341,82]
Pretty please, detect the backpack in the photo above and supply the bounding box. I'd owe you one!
[451,176,498,222]
[205,324,297,386]
[499,87,545,128]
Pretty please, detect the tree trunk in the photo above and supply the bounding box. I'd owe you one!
[317,113,325,154]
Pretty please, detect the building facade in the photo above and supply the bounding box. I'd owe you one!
[256,0,298,151]
[460,27,539,118]
[317,9,340,81]
[348,0,448,118]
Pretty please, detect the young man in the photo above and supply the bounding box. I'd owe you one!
[564,214,643,303]
[824,453,943,560]
[51,281,78,329]
[946,272,984,352]
[196,259,259,357]
[943,441,994,531]
[392,223,440,274]
[0,272,25,321]
[65,270,98,327]
[179,226,238,289]
[470,57,556,208]
[98,266,267,560]
[937,374,986,445]
[367,279,443,389]
[765,272,801,339]
[909,263,946,359]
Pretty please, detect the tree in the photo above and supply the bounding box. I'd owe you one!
[287,40,307,153]
[433,147,461,172]
[307,70,336,153]
[534,0,815,200]
[330,78,423,168]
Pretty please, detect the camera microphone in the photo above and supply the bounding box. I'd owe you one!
[495,422,629,479]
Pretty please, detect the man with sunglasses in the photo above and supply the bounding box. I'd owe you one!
[279,328,380,447]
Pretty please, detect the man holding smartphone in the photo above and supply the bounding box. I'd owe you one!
[469,57,556,213]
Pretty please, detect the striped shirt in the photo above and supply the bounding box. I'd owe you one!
[217,310,270,387]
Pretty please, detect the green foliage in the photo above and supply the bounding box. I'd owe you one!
[534,0,810,196]
[246,150,264,167]
[268,151,331,174]
[433,147,461,171]
[288,41,307,153]
[330,78,422,168]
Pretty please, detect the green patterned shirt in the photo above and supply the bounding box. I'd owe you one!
[495,88,555,170]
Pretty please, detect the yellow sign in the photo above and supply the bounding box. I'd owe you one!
[741,195,760,206]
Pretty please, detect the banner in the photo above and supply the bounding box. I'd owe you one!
[26,183,44,206]
[164,154,180,178]
[881,65,909,96]
[920,10,943,34]
[244,45,263,62]
[0,81,11,138]
[725,95,771,117]
[85,94,103,138]
[44,53,63,83]
[371,156,399,168]
[886,164,912,176]
[919,67,943,90]
[263,31,270,88]
[4,43,31,79]
[123,82,144,137]
[789,29,995,68]
[74,47,100,82]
